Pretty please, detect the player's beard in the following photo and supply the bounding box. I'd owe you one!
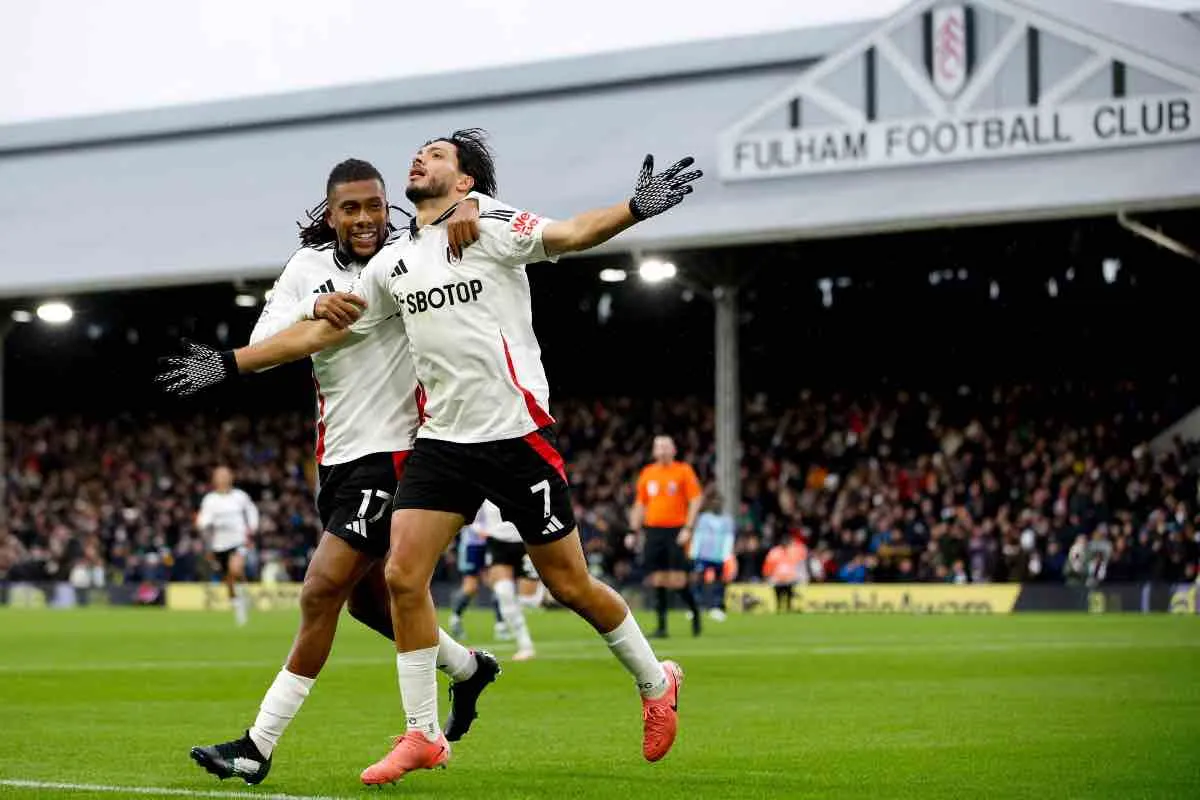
[336,232,379,266]
[404,175,451,203]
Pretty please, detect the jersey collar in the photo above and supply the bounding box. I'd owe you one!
[332,246,356,271]
[407,202,462,238]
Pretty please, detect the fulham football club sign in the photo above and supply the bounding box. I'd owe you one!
[719,0,1200,180]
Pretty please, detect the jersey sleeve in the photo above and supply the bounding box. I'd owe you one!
[472,196,561,268]
[240,490,260,533]
[476,500,504,535]
[195,494,214,529]
[348,254,402,335]
[718,517,736,561]
[250,250,316,345]
[635,469,650,507]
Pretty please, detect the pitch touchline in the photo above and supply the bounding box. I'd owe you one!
[0,779,354,800]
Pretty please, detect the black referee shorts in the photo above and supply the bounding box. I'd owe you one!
[643,526,689,572]
[316,451,407,559]
[392,427,576,546]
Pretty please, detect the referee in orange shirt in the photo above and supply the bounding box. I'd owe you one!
[630,435,704,637]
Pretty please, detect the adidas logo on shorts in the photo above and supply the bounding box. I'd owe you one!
[542,515,564,537]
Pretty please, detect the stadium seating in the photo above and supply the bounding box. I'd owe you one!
[3,381,1198,588]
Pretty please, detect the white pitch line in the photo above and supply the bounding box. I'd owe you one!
[1,639,1196,674]
[0,779,354,800]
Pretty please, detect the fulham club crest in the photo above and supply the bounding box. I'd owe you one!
[925,4,976,100]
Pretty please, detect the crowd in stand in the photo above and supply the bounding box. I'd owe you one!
[3,380,1199,591]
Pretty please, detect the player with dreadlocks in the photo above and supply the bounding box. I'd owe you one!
[186,158,499,787]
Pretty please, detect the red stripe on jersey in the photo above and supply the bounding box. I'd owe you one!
[313,371,327,464]
[523,432,566,482]
[392,450,411,479]
[414,383,428,425]
[500,335,555,428]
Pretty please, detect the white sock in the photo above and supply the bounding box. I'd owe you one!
[494,579,534,652]
[436,628,477,682]
[603,612,668,698]
[248,669,315,758]
[519,582,546,609]
[233,586,248,626]
[397,646,440,741]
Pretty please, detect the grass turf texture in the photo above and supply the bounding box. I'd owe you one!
[0,607,1197,799]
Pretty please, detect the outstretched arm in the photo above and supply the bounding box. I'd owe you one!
[155,321,350,397]
[542,155,701,257]
[236,319,348,372]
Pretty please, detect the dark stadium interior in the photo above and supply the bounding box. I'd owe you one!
[4,210,1199,590]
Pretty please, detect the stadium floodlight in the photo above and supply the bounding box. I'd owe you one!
[1102,258,1121,284]
[638,259,677,284]
[989,281,1000,300]
[599,268,628,283]
[10,309,33,323]
[36,301,73,324]
[234,293,259,308]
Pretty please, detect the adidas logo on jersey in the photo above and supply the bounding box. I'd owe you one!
[312,279,335,294]
[542,515,565,537]
[391,259,408,277]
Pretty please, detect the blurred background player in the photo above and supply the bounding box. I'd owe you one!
[482,499,538,661]
[630,435,703,637]
[196,465,259,626]
[518,568,547,611]
[689,487,736,622]
[449,508,508,641]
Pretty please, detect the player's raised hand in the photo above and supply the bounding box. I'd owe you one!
[313,292,366,329]
[628,155,703,221]
[447,197,481,260]
[155,338,238,397]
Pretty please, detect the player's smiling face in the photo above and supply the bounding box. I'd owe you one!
[326,178,388,260]
[405,141,471,202]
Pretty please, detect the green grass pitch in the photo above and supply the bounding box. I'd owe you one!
[1,606,1198,799]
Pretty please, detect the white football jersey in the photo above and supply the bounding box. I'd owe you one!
[251,245,420,465]
[471,499,523,544]
[197,489,260,553]
[350,196,560,444]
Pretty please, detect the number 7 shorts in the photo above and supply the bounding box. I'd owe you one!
[392,426,576,546]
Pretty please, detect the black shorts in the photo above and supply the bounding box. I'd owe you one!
[485,539,538,580]
[317,451,407,558]
[643,527,688,572]
[392,427,576,546]
[212,546,246,575]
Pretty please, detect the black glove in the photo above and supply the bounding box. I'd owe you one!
[628,155,703,221]
[155,339,238,397]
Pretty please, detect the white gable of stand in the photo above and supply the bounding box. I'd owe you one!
[719,0,1200,180]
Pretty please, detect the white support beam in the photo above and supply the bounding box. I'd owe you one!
[1039,54,1108,107]
[799,84,868,126]
[958,22,1029,112]
[873,34,946,115]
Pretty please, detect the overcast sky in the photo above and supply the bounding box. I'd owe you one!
[1,0,1196,126]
